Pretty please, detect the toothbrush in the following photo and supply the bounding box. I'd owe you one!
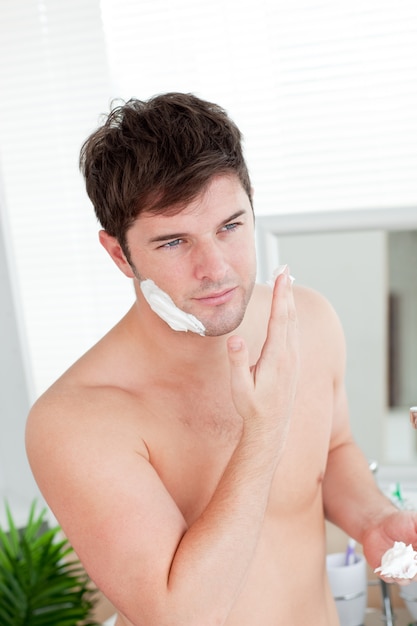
[392,482,404,506]
[344,538,357,566]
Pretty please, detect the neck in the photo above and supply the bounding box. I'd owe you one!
[128,297,233,372]
[124,280,265,376]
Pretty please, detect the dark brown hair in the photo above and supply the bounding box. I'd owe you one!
[79,92,253,254]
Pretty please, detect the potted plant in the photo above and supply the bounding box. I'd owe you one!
[0,500,99,625]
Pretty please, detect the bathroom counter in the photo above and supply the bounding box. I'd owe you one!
[100,607,415,625]
[365,607,415,625]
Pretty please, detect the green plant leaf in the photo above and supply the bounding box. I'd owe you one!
[0,499,99,625]
[4,501,21,554]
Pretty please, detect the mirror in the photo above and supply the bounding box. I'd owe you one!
[255,207,417,466]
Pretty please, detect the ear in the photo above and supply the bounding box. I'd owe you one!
[98,230,135,278]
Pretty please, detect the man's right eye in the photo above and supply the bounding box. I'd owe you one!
[161,239,182,249]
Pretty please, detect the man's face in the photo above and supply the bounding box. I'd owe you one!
[125,174,257,337]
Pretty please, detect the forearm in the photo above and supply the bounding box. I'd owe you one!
[322,439,396,543]
[139,270,297,626]
[164,426,283,626]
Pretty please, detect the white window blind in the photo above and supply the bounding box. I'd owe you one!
[101,0,417,216]
[0,0,134,397]
[0,0,416,397]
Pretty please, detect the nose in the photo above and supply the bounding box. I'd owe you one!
[193,238,228,282]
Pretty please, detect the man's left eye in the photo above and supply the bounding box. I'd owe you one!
[223,222,239,232]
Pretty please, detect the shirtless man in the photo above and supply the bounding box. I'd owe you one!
[26,93,417,626]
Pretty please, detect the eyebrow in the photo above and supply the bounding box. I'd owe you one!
[148,210,247,244]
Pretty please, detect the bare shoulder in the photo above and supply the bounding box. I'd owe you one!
[25,341,189,612]
[294,283,345,338]
[294,282,339,317]
[26,376,147,447]
[26,374,150,503]
[292,283,347,384]
[25,316,152,510]
[253,281,344,339]
[248,282,345,357]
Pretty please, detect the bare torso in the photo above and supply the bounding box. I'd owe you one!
[124,378,337,626]
[27,283,343,625]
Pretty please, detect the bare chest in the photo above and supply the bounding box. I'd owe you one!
[140,371,333,526]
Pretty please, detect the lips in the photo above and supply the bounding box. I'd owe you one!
[194,287,236,306]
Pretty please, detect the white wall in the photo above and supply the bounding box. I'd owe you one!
[255,208,417,464]
[388,231,417,407]
[0,0,121,523]
[0,0,134,398]
[0,184,39,525]
[271,230,387,462]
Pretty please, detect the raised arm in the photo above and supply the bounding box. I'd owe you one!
[26,269,299,626]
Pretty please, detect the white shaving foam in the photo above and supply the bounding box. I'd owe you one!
[374,541,417,579]
[140,279,206,336]
[266,265,295,287]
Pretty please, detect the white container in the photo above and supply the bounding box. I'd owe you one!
[326,552,367,626]
[399,579,417,620]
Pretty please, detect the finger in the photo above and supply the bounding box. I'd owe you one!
[227,336,255,416]
[259,266,297,366]
[396,578,413,587]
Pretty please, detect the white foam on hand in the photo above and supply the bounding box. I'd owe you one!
[140,279,206,336]
[374,541,417,579]
[267,265,295,287]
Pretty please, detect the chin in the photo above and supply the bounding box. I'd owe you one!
[195,281,255,337]
[202,312,246,337]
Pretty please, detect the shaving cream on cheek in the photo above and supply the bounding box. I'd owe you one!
[140,279,206,336]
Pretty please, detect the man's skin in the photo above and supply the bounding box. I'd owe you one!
[26,174,410,625]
